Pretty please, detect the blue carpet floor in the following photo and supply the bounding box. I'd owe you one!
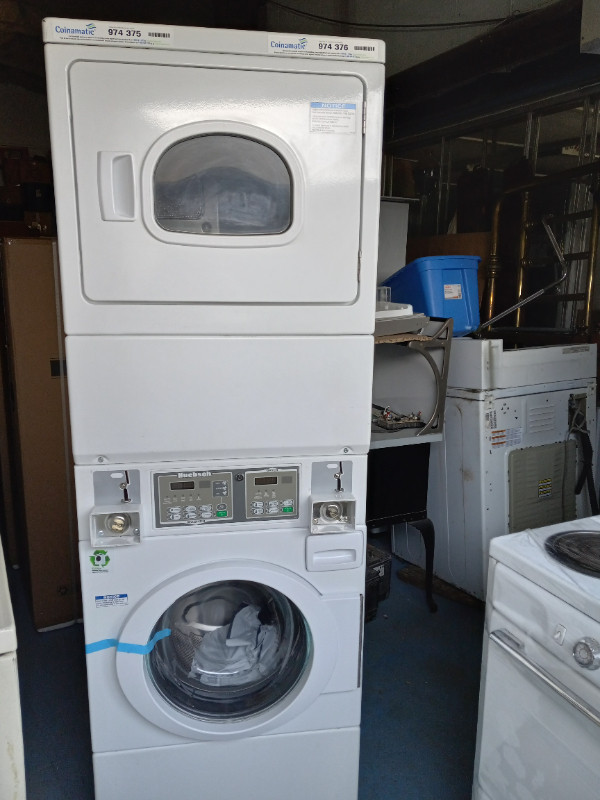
[8,552,484,800]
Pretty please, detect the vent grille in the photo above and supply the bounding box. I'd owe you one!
[527,403,556,434]
[508,441,576,533]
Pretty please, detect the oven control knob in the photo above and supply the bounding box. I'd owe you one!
[573,637,600,670]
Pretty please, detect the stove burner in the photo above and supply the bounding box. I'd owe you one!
[545,530,600,577]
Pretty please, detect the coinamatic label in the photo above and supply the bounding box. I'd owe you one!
[50,20,173,46]
[268,33,380,60]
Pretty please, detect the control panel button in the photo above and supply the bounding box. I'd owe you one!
[216,503,227,511]
[200,504,213,512]
[201,511,213,519]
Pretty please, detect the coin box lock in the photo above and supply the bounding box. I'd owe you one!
[90,505,142,546]
[310,494,356,534]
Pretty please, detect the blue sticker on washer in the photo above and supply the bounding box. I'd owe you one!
[85,628,171,655]
[95,593,127,607]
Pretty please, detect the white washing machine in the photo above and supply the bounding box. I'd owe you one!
[43,19,385,800]
[78,456,365,800]
[393,338,597,600]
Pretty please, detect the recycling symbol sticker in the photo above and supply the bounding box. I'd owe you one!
[90,550,110,572]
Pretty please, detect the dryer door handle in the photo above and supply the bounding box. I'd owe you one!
[98,152,136,221]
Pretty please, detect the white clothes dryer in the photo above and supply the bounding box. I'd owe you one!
[77,455,366,800]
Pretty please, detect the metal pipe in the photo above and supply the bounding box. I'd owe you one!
[584,198,600,330]
[515,191,530,327]
[481,160,600,325]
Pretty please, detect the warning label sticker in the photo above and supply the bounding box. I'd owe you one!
[490,427,523,448]
[310,102,357,134]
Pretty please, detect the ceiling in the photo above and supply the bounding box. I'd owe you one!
[0,0,264,92]
[0,0,565,93]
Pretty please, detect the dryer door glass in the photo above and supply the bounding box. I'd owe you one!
[146,580,311,720]
[154,135,292,236]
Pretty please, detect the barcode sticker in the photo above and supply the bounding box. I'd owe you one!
[268,33,380,60]
[444,283,463,299]
[48,20,174,47]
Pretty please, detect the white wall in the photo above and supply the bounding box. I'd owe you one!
[265,0,562,75]
[0,84,50,156]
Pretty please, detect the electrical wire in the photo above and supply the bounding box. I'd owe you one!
[266,0,521,31]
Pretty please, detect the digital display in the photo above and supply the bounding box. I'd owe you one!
[255,476,278,486]
[170,481,195,490]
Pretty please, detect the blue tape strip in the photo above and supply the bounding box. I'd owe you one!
[85,628,171,655]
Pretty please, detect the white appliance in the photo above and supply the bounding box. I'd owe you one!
[77,456,365,799]
[0,539,25,800]
[43,18,384,467]
[473,517,600,799]
[393,338,597,600]
[44,18,384,800]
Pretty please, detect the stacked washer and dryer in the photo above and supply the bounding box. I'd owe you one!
[43,20,384,800]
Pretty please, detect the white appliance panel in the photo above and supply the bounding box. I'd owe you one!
[474,632,600,800]
[69,60,363,304]
[393,378,597,600]
[80,535,364,751]
[0,540,25,800]
[93,727,361,800]
[45,38,385,336]
[473,535,600,800]
[66,336,374,464]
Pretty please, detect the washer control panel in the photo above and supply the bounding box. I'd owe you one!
[154,466,299,527]
[245,469,298,520]
[155,471,233,526]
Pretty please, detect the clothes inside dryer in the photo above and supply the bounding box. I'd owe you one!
[146,580,312,720]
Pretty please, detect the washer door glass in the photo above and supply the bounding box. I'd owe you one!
[146,579,311,720]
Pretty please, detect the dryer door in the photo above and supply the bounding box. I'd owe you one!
[115,560,343,740]
[68,59,364,308]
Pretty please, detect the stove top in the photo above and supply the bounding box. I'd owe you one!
[545,531,600,577]
[489,516,600,619]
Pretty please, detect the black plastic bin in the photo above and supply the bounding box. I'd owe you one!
[365,544,392,622]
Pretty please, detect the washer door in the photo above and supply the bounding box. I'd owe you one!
[116,560,338,739]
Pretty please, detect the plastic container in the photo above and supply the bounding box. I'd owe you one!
[365,544,392,622]
[381,255,480,336]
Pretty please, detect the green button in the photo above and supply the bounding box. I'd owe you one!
[216,510,228,517]
[282,506,294,513]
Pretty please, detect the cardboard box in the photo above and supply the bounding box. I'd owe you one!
[1,237,80,629]
[406,232,491,304]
